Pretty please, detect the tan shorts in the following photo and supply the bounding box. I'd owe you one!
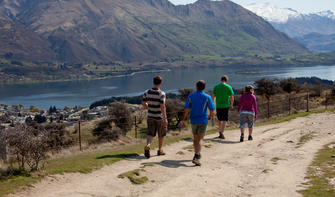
[147,118,166,138]
[191,124,207,135]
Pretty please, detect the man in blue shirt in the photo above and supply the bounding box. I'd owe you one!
[181,80,215,166]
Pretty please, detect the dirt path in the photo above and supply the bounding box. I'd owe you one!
[9,112,335,197]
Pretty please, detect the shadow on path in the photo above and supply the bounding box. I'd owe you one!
[142,160,195,168]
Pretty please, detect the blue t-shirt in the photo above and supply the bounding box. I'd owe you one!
[184,91,215,125]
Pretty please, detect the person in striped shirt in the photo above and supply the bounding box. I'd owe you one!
[142,76,168,159]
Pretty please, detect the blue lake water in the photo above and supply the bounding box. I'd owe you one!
[0,64,334,109]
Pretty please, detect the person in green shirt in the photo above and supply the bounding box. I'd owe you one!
[212,75,234,139]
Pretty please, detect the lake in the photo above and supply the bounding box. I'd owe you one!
[0,64,335,109]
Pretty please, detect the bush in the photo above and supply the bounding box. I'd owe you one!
[255,78,281,100]
[178,89,194,101]
[166,99,184,129]
[109,102,133,135]
[34,114,47,124]
[92,119,122,142]
[332,84,335,97]
[5,124,49,171]
[279,78,301,94]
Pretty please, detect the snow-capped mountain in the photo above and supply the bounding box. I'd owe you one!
[318,10,335,20]
[245,3,335,51]
[245,3,301,23]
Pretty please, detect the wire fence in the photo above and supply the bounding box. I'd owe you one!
[78,91,335,143]
[1,92,334,158]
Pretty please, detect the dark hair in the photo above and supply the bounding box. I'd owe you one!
[196,80,206,91]
[221,75,229,82]
[153,76,163,85]
[245,85,254,94]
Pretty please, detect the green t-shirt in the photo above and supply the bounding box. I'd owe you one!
[213,83,234,108]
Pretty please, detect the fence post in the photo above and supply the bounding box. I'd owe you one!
[135,116,138,139]
[288,96,291,115]
[325,93,328,110]
[0,126,6,161]
[78,120,82,151]
[306,92,310,112]
[268,99,270,119]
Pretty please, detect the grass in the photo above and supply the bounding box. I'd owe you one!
[271,157,282,164]
[299,142,335,197]
[0,109,334,196]
[118,169,148,185]
[296,132,317,148]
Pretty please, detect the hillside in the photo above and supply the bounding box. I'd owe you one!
[0,0,308,63]
[295,33,335,52]
[0,18,54,61]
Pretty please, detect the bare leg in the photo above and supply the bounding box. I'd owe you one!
[195,134,205,155]
[218,121,223,133]
[193,134,198,153]
[146,136,153,147]
[248,128,253,136]
[158,137,164,151]
[222,121,227,134]
[240,128,245,135]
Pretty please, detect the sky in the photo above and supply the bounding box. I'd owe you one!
[169,0,335,13]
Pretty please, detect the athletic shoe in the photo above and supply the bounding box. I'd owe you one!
[248,135,253,141]
[219,133,226,139]
[240,134,244,142]
[157,150,166,156]
[144,146,150,159]
[192,155,201,166]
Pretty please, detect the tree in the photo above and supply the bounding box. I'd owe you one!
[109,102,133,135]
[279,78,300,94]
[5,124,49,171]
[178,89,194,101]
[34,114,47,124]
[92,119,122,142]
[255,78,281,100]
[165,99,184,129]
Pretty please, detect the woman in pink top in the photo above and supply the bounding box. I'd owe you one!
[238,85,258,142]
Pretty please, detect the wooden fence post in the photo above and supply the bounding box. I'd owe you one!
[78,120,82,151]
[135,116,138,139]
[307,92,310,112]
[0,126,7,161]
[325,93,328,110]
[288,96,291,115]
[268,99,270,119]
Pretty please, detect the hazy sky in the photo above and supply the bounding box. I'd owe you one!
[169,0,335,13]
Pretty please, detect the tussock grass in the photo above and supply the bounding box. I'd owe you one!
[299,142,335,197]
[296,132,317,148]
[118,169,148,185]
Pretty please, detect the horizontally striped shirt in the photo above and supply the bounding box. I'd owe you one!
[143,88,166,119]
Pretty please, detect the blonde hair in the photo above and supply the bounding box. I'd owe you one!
[245,85,254,94]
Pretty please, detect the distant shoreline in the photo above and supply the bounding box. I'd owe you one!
[1,68,172,85]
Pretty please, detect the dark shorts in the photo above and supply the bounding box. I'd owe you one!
[147,118,166,138]
[217,108,229,121]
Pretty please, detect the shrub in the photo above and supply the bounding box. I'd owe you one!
[92,119,122,142]
[178,89,194,101]
[166,99,184,129]
[255,78,281,100]
[279,78,301,94]
[34,114,47,124]
[109,102,133,135]
[332,84,335,97]
[5,124,49,171]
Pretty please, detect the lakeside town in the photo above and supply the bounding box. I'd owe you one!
[0,104,109,128]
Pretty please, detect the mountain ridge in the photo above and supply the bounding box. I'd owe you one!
[0,0,308,63]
